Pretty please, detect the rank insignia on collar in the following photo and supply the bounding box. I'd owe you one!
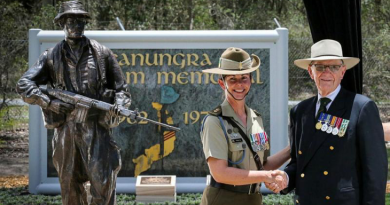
[208,106,222,116]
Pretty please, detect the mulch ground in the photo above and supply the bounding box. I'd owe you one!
[0,176,28,188]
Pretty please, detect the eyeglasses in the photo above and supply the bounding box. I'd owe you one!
[311,64,344,72]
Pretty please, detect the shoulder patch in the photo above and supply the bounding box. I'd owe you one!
[208,105,222,116]
[253,110,261,117]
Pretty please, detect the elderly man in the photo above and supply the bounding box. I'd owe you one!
[281,40,387,205]
[16,1,130,205]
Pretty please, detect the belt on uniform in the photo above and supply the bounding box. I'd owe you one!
[210,176,259,194]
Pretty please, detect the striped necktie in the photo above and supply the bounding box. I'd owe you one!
[316,97,331,120]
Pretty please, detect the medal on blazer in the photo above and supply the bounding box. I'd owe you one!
[321,114,331,132]
[332,117,343,135]
[326,116,337,134]
[338,119,350,137]
[316,113,325,130]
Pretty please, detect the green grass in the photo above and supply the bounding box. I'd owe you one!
[0,186,295,205]
[2,184,390,205]
[387,148,390,181]
[387,194,390,205]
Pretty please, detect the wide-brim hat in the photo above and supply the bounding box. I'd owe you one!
[202,47,261,75]
[53,1,91,24]
[294,39,360,70]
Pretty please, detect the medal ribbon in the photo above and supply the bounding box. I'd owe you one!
[264,132,268,143]
[325,114,332,124]
[330,116,337,127]
[252,133,259,145]
[335,118,342,129]
[318,112,325,121]
[340,119,350,133]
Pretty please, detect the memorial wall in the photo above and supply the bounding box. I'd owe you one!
[29,29,288,193]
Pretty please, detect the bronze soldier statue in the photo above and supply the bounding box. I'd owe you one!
[16,1,131,204]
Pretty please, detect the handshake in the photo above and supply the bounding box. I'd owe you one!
[264,170,288,193]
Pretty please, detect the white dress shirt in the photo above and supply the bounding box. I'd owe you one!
[315,85,341,117]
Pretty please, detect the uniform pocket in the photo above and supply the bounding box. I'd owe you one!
[228,142,245,164]
[229,142,245,152]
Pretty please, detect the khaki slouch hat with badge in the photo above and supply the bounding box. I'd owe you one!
[202,47,261,75]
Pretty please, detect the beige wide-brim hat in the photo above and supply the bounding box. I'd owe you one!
[53,1,91,24]
[202,47,261,75]
[294,39,360,70]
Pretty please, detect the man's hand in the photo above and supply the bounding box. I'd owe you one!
[48,99,74,114]
[265,170,288,193]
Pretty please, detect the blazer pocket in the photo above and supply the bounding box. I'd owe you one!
[338,187,357,205]
[340,187,355,192]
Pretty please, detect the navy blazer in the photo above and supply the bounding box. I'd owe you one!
[284,87,387,205]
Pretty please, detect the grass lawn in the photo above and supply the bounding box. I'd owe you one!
[0,186,295,205]
[387,194,390,205]
[1,186,389,205]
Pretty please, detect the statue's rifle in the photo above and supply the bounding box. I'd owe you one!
[40,87,180,131]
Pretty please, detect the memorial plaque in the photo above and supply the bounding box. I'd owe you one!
[136,175,176,202]
[141,176,172,185]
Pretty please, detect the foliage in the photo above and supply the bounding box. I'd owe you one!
[262,193,294,205]
[0,0,388,104]
[0,1,30,111]
[0,105,28,131]
[360,0,390,102]
[31,3,58,30]
[0,186,297,205]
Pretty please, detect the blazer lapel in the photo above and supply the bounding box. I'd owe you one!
[326,87,348,118]
[300,88,348,171]
[298,97,317,172]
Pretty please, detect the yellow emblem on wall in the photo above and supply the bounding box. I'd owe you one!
[132,102,176,177]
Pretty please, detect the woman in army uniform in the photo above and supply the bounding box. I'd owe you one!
[200,47,290,205]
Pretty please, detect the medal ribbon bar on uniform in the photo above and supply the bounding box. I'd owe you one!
[263,132,268,142]
[250,133,256,144]
[256,133,261,145]
[250,131,269,151]
[260,133,265,144]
